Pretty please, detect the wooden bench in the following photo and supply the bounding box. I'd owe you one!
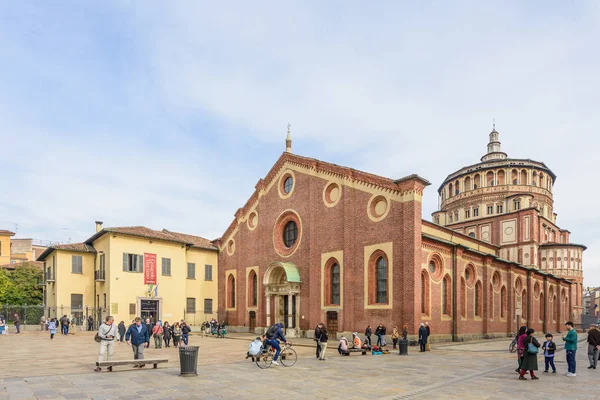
[96,359,168,371]
[343,348,368,355]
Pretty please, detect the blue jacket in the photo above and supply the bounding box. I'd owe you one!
[125,323,150,346]
[272,323,287,343]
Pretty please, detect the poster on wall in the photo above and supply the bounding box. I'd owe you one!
[144,253,157,284]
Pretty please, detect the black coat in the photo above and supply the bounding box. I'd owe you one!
[314,326,323,342]
[118,323,126,337]
[163,326,172,339]
[365,327,372,337]
[520,336,541,371]
[418,326,428,343]
[375,326,386,336]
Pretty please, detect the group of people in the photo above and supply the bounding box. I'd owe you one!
[0,313,21,334]
[94,316,194,371]
[201,319,227,338]
[514,321,596,379]
[321,323,411,358]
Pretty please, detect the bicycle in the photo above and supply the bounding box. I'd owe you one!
[255,342,297,369]
[509,333,517,353]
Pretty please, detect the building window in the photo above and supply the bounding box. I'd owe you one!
[71,294,83,310]
[465,209,470,219]
[475,281,482,317]
[161,258,171,276]
[487,205,493,215]
[331,263,340,305]
[468,232,476,238]
[449,215,453,223]
[442,276,451,315]
[522,290,528,320]
[376,257,387,304]
[100,254,105,271]
[421,270,430,316]
[227,274,236,308]
[496,204,503,214]
[204,298,213,314]
[187,263,196,279]
[460,278,466,318]
[71,255,83,274]
[454,212,459,222]
[205,264,213,281]
[283,221,298,248]
[123,253,143,273]
[514,200,521,210]
[186,298,196,314]
[252,271,258,307]
[103,293,107,309]
[283,176,293,194]
[473,207,479,217]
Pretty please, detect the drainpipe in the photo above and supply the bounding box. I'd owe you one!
[93,255,97,330]
[452,245,458,342]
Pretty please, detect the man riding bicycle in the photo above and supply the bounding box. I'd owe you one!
[265,322,287,366]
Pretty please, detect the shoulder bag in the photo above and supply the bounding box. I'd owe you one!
[94,326,110,343]
[527,337,538,354]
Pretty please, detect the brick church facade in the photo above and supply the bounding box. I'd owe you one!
[216,129,583,340]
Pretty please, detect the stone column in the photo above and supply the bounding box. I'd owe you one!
[266,294,271,327]
[287,293,293,328]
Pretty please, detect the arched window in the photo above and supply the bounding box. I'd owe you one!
[475,281,482,317]
[331,263,340,305]
[421,270,430,316]
[489,283,494,320]
[468,232,476,238]
[376,257,387,304]
[520,170,528,185]
[497,170,505,185]
[442,275,451,315]
[511,169,518,184]
[473,174,481,189]
[460,278,466,318]
[465,176,472,191]
[486,171,494,186]
[448,183,453,197]
[227,274,236,308]
[247,270,258,307]
[539,292,544,322]
[522,289,527,320]
[501,286,507,319]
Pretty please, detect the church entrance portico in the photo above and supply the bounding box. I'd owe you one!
[263,262,301,337]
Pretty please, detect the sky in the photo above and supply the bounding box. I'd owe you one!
[0,1,598,285]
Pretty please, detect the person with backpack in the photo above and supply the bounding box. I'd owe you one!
[318,324,329,360]
[264,322,287,366]
[314,323,324,359]
[152,321,164,349]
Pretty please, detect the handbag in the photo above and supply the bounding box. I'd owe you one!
[527,338,539,354]
[94,326,109,343]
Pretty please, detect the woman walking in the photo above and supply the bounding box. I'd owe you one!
[163,322,172,347]
[48,318,57,340]
[391,326,400,349]
[519,328,541,380]
[515,326,527,373]
[365,325,372,347]
[172,322,182,348]
[118,321,126,342]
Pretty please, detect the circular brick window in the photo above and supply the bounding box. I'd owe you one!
[367,194,390,222]
[227,239,235,256]
[515,277,523,293]
[247,211,258,231]
[323,182,341,207]
[278,171,296,199]
[465,264,476,287]
[428,255,444,281]
[273,210,302,257]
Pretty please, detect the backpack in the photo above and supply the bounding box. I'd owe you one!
[266,325,278,339]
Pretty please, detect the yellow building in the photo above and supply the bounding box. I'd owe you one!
[0,230,15,265]
[37,222,219,327]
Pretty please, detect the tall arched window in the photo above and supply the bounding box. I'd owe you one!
[421,270,430,316]
[489,283,494,320]
[376,257,387,304]
[460,278,466,318]
[228,274,236,308]
[539,292,544,322]
[522,289,527,320]
[501,286,507,318]
[331,263,340,305]
[248,271,258,307]
[475,281,482,317]
[442,275,451,315]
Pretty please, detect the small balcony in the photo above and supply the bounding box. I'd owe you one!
[94,269,106,281]
[45,272,55,282]
[36,277,47,286]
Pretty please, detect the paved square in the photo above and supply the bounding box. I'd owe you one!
[1,331,598,399]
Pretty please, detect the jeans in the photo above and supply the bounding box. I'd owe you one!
[132,344,145,360]
[98,340,115,363]
[182,333,189,345]
[164,337,171,347]
[566,350,576,373]
[315,341,321,358]
[588,344,598,368]
[265,339,281,361]
[365,335,371,346]
[376,334,383,346]
[544,356,556,372]
[62,325,69,335]
[319,342,328,360]
[15,323,20,334]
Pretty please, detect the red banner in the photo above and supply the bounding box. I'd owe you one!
[144,253,157,284]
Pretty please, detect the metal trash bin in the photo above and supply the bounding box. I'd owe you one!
[398,339,408,355]
[179,346,199,376]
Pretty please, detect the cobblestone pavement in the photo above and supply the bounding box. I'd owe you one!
[0,331,598,399]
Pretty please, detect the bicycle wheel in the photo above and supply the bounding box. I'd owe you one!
[255,351,273,369]
[280,347,297,367]
[509,340,516,353]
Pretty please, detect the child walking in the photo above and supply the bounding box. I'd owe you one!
[48,318,57,340]
[543,333,557,373]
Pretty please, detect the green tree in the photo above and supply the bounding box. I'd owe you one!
[0,263,43,305]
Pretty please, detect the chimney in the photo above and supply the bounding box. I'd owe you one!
[95,221,103,233]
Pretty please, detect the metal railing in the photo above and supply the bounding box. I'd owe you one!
[94,269,106,281]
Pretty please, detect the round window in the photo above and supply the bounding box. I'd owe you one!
[465,269,471,281]
[283,176,293,194]
[283,221,298,248]
[429,261,436,274]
